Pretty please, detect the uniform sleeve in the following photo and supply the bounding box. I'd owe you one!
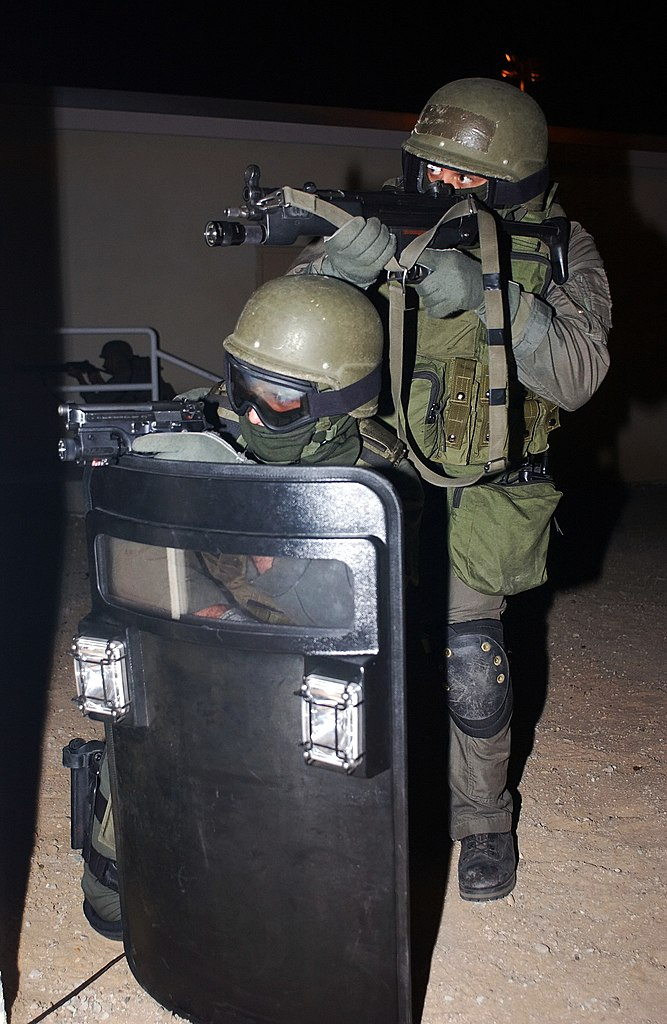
[253,558,355,628]
[286,238,329,276]
[510,220,612,411]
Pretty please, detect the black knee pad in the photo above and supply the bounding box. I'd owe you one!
[443,618,513,738]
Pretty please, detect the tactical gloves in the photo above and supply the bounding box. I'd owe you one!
[414,248,484,319]
[320,224,521,326]
[323,217,396,288]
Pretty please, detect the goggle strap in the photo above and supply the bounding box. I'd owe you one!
[487,165,550,206]
[226,352,381,422]
[307,364,382,418]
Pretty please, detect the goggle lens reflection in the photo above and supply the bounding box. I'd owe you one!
[226,355,316,431]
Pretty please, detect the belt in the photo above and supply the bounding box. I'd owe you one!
[499,451,552,485]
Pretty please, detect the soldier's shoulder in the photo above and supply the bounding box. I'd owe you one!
[358,417,407,468]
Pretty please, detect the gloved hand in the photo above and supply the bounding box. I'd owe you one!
[323,216,396,288]
[413,248,484,319]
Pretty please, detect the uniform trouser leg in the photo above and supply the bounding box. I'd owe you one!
[448,717,513,840]
[81,747,122,930]
[447,569,513,841]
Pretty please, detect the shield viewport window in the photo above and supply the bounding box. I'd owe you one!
[97,535,356,629]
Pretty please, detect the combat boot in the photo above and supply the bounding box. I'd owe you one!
[82,863,123,941]
[458,831,516,901]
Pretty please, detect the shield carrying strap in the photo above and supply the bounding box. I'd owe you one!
[281,187,509,489]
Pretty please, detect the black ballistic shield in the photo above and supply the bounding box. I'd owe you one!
[79,456,411,1024]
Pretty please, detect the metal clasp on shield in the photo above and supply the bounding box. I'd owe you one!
[300,673,364,773]
[70,635,130,720]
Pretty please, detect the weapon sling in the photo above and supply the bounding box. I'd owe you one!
[280,187,510,488]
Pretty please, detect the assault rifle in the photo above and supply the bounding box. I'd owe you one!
[51,360,101,375]
[58,399,208,465]
[22,359,101,378]
[204,164,570,284]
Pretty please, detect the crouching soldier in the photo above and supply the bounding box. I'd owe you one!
[69,274,422,939]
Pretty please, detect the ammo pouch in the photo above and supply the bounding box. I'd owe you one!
[409,354,560,470]
[447,470,562,596]
[408,355,485,467]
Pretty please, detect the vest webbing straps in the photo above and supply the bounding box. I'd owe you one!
[477,202,510,477]
[280,187,509,489]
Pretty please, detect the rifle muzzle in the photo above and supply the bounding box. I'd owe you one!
[204,221,266,247]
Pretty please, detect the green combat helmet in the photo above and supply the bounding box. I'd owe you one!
[223,275,384,429]
[402,77,550,207]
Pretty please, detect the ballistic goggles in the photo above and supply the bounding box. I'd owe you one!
[224,352,381,433]
[402,149,549,207]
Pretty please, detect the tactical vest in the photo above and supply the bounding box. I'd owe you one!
[404,203,563,477]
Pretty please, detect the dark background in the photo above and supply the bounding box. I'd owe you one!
[2,3,664,135]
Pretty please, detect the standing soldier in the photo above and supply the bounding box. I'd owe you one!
[290,78,612,900]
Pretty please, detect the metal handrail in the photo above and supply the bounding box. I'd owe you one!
[56,327,220,399]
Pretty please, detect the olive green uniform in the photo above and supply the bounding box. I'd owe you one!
[289,202,611,840]
[281,79,612,902]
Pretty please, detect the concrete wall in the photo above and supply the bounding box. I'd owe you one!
[46,90,667,482]
[53,93,414,392]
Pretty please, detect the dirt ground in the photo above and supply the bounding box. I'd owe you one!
[6,483,666,1024]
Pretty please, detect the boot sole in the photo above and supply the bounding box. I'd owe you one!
[83,899,124,941]
[459,869,517,902]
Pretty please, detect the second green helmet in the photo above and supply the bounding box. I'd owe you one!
[223,275,384,421]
